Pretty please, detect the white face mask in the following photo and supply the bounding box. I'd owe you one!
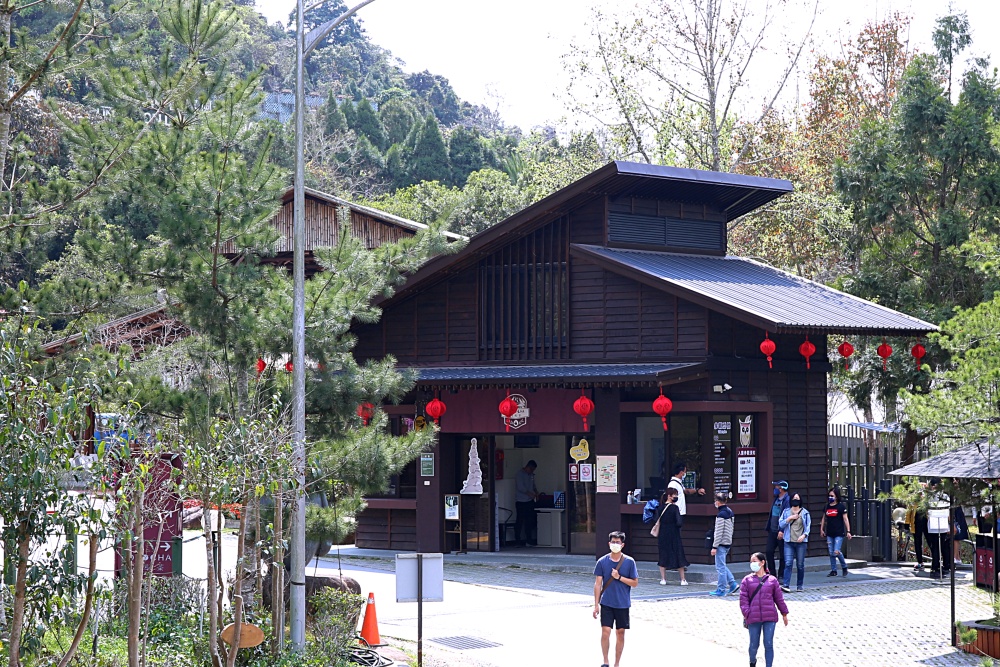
[750,561,761,573]
[609,543,623,554]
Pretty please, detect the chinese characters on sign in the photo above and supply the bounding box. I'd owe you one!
[502,394,530,430]
[712,415,732,497]
[736,415,756,499]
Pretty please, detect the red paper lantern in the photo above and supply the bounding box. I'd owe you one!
[837,341,854,370]
[425,396,447,425]
[652,388,673,431]
[799,336,816,370]
[256,358,266,376]
[760,332,776,369]
[877,338,893,371]
[284,360,293,372]
[499,391,519,432]
[573,390,594,432]
[357,402,375,426]
[911,343,926,371]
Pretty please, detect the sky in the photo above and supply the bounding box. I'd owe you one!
[254,0,1000,131]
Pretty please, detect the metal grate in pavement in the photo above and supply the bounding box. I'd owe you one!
[429,636,502,650]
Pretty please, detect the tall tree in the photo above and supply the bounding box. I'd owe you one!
[408,114,450,184]
[564,0,816,171]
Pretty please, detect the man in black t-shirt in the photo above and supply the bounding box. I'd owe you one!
[820,487,852,576]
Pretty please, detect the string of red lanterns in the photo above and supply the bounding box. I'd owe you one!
[498,391,518,432]
[837,341,854,369]
[759,332,776,369]
[798,336,816,370]
[911,342,926,371]
[573,389,594,432]
[876,338,893,371]
[256,358,266,376]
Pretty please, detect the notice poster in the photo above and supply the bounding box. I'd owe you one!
[579,463,594,483]
[713,414,732,497]
[444,494,460,521]
[736,414,756,499]
[420,453,435,477]
[596,455,618,493]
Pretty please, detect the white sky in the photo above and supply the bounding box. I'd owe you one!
[255,0,1000,131]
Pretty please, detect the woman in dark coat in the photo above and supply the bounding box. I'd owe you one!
[657,486,690,585]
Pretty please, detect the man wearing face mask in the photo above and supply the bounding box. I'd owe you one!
[764,480,790,581]
[593,531,638,667]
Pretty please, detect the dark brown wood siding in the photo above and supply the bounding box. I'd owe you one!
[607,196,726,223]
[355,508,417,550]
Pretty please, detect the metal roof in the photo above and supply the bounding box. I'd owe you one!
[407,362,706,387]
[608,162,792,221]
[891,440,1000,479]
[571,244,938,336]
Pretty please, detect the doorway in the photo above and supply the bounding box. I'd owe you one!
[567,435,596,554]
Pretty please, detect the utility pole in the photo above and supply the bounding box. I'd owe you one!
[290,0,377,650]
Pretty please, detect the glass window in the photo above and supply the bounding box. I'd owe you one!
[636,412,758,501]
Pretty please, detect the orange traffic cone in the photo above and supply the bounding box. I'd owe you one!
[359,592,383,646]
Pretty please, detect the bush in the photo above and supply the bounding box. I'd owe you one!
[307,588,365,665]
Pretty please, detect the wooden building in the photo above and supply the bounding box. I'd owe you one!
[352,162,936,563]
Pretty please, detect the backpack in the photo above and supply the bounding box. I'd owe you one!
[642,498,660,524]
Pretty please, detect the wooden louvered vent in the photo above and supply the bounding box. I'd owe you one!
[608,212,724,253]
[479,218,569,361]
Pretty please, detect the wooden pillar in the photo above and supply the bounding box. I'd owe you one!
[416,438,444,553]
[594,388,622,559]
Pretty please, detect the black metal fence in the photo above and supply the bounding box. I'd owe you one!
[842,483,896,562]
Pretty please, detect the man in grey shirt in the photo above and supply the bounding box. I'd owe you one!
[515,460,538,546]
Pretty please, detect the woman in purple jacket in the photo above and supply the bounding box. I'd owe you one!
[739,551,789,667]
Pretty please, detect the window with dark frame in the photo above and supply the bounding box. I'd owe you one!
[479,218,569,360]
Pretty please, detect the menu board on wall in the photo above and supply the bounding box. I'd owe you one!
[736,414,756,499]
[712,415,732,497]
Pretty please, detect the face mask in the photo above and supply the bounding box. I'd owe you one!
[750,562,761,573]
[609,543,623,553]
[829,496,836,503]
[791,501,801,508]
[774,488,780,497]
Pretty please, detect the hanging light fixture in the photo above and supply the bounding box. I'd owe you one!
[356,402,374,426]
[425,395,447,425]
[798,336,816,370]
[652,388,673,431]
[911,342,926,371]
[498,391,518,432]
[759,332,776,369]
[837,341,854,370]
[573,389,594,432]
[877,338,893,371]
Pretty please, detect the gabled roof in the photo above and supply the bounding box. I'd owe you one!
[377,161,790,305]
[891,440,1000,479]
[42,303,190,356]
[571,244,938,336]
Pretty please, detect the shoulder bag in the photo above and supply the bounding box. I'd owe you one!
[650,505,670,537]
[600,556,625,595]
[742,575,764,628]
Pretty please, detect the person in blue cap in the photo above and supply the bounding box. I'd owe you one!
[764,480,790,581]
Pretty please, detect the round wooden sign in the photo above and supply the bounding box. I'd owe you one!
[220,622,264,648]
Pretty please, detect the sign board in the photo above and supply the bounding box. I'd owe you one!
[502,394,530,430]
[114,452,183,577]
[420,453,435,477]
[596,455,618,493]
[579,463,594,483]
[396,553,444,603]
[712,415,732,497]
[736,415,756,499]
[568,463,580,482]
[569,439,590,463]
[444,494,460,521]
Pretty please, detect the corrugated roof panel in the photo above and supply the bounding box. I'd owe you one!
[572,245,937,335]
[409,362,703,384]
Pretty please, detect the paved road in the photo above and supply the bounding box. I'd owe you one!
[327,555,990,667]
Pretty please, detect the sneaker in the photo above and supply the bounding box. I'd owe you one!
[955,559,963,566]
[780,585,791,593]
[796,587,804,592]
[709,590,726,597]
[659,579,666,585]
[930,572,942,579]
[913,563,924,572]
[827,570,838,577]
[842,569,849,577]
[728,583,740,595]
[680,580,689,586]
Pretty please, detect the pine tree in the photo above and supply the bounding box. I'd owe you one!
[324,92,347,134]
[354,98,387,151]
[448,126,487,187]
[408,114,450,184]
[341,99,358,130]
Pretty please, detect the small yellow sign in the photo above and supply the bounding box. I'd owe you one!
[414,416,427,431]
[570,439,590,463]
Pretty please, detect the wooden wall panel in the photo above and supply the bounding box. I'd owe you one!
[447,272,478,361]
[569,197,605,245]
[607,197,725,223]
[355,508,417,551]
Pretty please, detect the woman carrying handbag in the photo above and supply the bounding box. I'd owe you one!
[655,487,689,585]
[740,551,789,667]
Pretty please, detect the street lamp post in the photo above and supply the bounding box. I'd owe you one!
[291,0,378,650]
